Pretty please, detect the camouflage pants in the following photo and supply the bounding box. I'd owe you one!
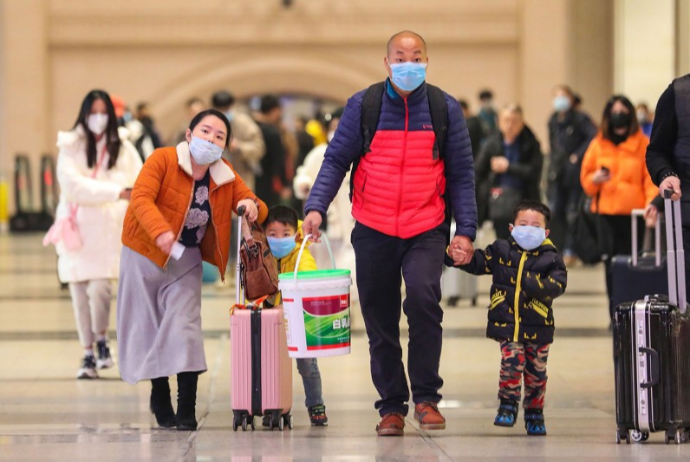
[498,341,550,409]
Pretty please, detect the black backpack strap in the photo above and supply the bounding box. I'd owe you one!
[350,81,385,201]
[426,84,448,160]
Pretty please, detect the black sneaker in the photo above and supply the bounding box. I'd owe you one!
[77,355,98,379]
[308,405,328,426]
[96,339,114,370]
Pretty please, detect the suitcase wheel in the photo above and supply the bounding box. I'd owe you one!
[242,416,248,431]
[283,413,293,430]
[630,430,649,443]
[232,412,241,432]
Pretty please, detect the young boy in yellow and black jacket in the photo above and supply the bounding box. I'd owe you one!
[446,200,567,436]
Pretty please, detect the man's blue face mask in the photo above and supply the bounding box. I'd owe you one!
[388,61,427,92]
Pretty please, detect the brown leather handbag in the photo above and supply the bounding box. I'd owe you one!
[239,218,280,301]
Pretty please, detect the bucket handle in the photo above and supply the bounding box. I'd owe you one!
[294,233,335,280]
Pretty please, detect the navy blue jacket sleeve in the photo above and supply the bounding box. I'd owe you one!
[304,91,365,218]
[444,93,478,240]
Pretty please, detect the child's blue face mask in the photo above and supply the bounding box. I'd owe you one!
[511,225,546,251]
[267,236,296,259]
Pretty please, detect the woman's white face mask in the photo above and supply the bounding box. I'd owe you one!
[87,113,109,135]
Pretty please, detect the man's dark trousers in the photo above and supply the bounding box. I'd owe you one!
[352,221,448,417]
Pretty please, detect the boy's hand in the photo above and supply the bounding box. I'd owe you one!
[303,211,323,242]
[237,199,258,222]
[450,235,473,265]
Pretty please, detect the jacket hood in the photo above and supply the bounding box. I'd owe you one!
[175,141,235,187]
[592,129,646,152]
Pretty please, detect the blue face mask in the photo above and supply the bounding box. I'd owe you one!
[553,95,571,113]
[511,225,546,251]
[189,136,224,165]
[389,62,427,92]
[267,236,297,259]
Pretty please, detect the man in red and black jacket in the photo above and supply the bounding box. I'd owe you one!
[303,30,477,436]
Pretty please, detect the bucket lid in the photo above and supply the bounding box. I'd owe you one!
[278,269,351,280]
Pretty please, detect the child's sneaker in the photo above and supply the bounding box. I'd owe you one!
[77,355,98,379]
[308,404,328,426]
[494,399,518,427]
[96,339,114,369]
[524,408,547,436]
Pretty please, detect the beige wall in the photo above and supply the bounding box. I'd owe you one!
[0,0,618,214]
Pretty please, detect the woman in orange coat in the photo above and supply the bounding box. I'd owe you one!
[580,95,658,320]
[116,109,267,431]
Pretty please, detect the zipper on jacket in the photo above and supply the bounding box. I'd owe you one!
[164,179,195,267]
[512,251,528,342]
[396,98,410,236]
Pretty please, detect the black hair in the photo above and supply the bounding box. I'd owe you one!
[457,99,469,111]
[188,109,232,148]
[600,94,639,142]
[260,94,281,114]
[265,205,299,230]
[211,91,235,110]
[479,89,493,101]
[512,200,551,225]
[73,89,121,170]
[573,94,582,107]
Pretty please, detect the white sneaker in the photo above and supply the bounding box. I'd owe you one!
[77,355,99,379]
[96,340,114,370]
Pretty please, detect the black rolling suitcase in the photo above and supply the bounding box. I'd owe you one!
[614,192,690,444]
[611,209,667,311]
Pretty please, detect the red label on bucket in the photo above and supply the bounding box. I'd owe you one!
[302,295,349,316]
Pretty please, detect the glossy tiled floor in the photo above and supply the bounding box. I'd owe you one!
[1,231,689,461]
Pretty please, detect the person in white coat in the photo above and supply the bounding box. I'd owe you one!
[293,108,358,303]
[54,89,142,379]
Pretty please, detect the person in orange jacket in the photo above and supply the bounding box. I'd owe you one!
[580,95,659,319]
[116,109,267,431]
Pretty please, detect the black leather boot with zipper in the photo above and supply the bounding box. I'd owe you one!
[176,372,199,431]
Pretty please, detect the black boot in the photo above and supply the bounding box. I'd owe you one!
[176,372,199,431]
[150,377,176,428]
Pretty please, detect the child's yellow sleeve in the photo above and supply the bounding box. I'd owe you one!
[297,248,318,272]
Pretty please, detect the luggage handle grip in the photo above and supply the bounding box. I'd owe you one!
[631,208,661,267]
[294,233,335,280]
[639,347,660,389]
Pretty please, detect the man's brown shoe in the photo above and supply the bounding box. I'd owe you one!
[414,402,446,430]
[376,412,405,436]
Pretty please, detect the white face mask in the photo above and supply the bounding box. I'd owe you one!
[87,113,109,135]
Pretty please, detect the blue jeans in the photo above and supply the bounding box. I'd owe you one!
[296,358,323,408]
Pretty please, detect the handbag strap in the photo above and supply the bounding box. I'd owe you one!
[69,144,108,219]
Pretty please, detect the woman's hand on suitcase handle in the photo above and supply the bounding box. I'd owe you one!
[644,204,659,227]
[237,199,258,222]
[303,211,323,242]
[155,231,176,255]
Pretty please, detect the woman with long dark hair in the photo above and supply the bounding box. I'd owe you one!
[54,89,142,379]
[580,95,658,319]
[116,109,267,431]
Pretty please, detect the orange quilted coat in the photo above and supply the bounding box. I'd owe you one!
[122,142,268,281]
[580,130,657,215]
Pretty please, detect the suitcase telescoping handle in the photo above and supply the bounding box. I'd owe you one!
[236,206,246,305]
[630,209,661,267]
[663,189,687,314]
[639,347,660,389]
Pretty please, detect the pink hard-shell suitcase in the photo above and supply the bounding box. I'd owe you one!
[230,207,293,431]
